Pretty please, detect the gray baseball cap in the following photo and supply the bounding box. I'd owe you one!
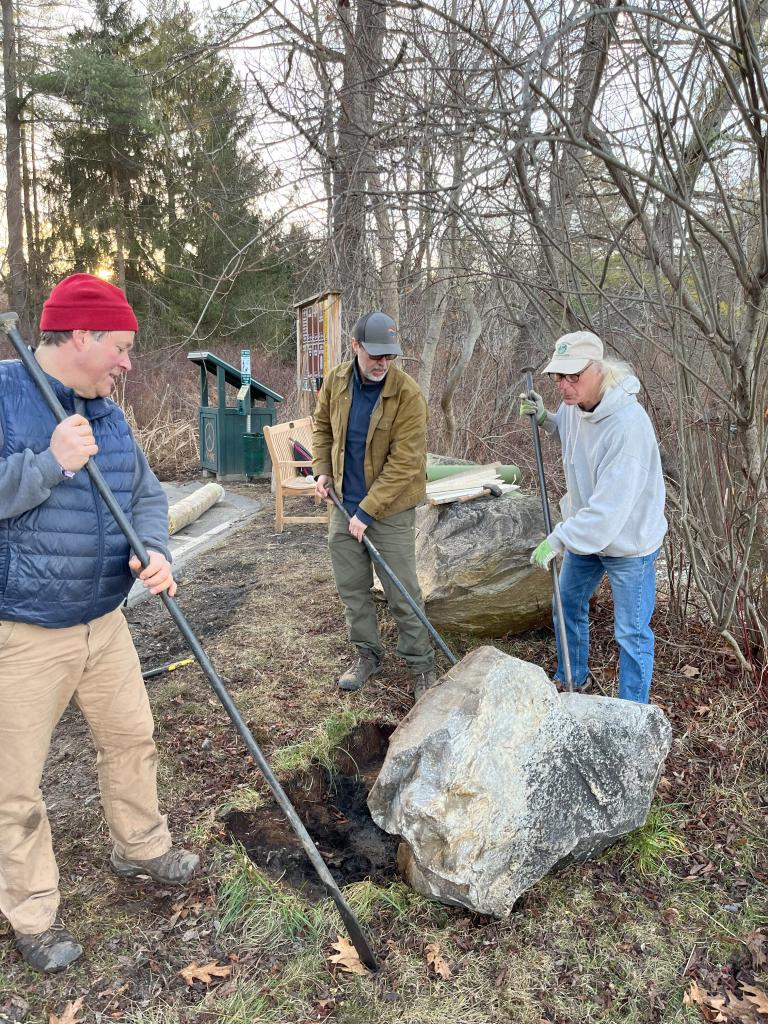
[352,311,402,356]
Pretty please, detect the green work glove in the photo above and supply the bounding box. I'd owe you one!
[519,390,547,425]
[531,538,556,570]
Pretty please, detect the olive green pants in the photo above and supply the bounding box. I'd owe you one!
[328,506,434,673]
[0,608,171,935]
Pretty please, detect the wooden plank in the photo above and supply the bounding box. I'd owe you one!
[426,482,518,506]
[456,484,518,504]
[426,463,502,488]
[426,473,505,496]
[427,478,501,496]
[428,487,486,505]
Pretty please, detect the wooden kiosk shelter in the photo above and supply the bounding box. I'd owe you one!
[294,291,343,415]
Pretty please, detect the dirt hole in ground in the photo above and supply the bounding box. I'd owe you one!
[223,722,399,898]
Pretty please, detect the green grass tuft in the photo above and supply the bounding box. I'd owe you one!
[271,707,361,775]
[216,785,267,816]
[620,803,688,877]
[217,951,328,1023]
[216,845,327,948]
[343,879,419,922]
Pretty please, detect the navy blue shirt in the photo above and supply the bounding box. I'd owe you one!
[342,359,385,524]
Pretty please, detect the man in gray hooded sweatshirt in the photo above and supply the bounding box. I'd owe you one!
[520,331,667,703]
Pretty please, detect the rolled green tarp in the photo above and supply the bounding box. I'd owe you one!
[426,464,521,484]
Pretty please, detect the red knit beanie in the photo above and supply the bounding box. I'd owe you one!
[40,273,139,332]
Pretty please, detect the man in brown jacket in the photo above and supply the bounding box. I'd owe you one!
[313,312,435,697]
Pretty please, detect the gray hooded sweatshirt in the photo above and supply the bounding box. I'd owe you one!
[541,375,667,558]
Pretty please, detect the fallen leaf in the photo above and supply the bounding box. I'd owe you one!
[97,983,129,1000]
[425,941,452,980]
[683,859,716,880]
[683,980,726,1022]
[742,983,768,1016]
[327,936,368,976]
[159,910,182,932]
[744,929,768,971]
[681,665,701,678]
[716,989,766,1022]
[49,997,85,1024]
[178,961,232,986]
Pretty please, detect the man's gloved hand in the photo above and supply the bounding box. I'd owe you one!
[519,391,547,425]
[531,538,556,570]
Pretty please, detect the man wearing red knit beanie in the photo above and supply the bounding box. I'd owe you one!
[0,274,200,973]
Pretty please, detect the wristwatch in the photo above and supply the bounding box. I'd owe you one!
[60,465,76,479]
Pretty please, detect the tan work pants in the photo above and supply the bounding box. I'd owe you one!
[0,608,171,934]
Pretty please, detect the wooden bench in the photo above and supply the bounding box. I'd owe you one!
[262,417,328,533]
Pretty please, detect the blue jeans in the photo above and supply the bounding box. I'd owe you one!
[553,548,660,703]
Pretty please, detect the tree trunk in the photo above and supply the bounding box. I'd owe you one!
[441,277,483,452]
[20,89,39,337]
[368,169,399,323]
[111,164,127,291]
[417,241,451,399]
[332,0,384,316]
[2,0,29,330]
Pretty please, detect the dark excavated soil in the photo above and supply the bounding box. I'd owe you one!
[223,722,399,898]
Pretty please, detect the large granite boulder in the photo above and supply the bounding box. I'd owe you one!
[368,646,672,917]
[414,492,552,636]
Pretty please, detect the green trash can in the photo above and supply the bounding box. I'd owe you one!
[243,432,265,477]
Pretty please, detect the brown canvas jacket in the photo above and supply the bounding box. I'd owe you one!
[312,359,427,520]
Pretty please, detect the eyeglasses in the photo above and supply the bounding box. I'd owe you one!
[364,352,397,362]
[548,361,592,384]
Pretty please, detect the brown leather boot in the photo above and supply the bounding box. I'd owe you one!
[337,650,381,692]
[110,847,200,884]
[412,669,437,701]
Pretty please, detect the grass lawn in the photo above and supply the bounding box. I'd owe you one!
[1,483,765,1024]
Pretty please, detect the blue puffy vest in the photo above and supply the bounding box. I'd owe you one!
[0,359,136,627]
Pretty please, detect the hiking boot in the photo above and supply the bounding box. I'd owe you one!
[337,651,381,692]
[412,669,437,701]
[110,847,200,885]
[557,675,595,695]
[15,922,83,973]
